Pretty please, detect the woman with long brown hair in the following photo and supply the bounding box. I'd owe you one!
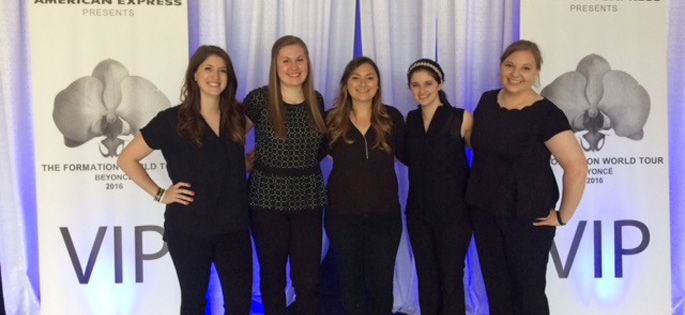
[243,35,327,315]
[324,56,405,315]
[118,45,252,314]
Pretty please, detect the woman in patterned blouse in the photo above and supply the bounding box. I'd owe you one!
[244,35,327,315]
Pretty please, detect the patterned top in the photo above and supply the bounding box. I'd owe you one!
[245,87,328,210]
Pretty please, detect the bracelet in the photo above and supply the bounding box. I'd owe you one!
[555,210,566,226]
[154,187,166,202]
[159,188,167,203]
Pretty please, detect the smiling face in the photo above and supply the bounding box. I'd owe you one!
[346,62,379,104]
[409,70,444,108]
[194,54,227,100]
[276,44,308,89]
[499,50,540,95]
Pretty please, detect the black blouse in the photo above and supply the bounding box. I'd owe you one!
[244,87,328,210]
[465,89,571,219]
[140,106,248,236]
[405,104,470,225]
[326,105,406,215]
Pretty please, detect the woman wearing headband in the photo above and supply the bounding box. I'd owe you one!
[404,58,473,315]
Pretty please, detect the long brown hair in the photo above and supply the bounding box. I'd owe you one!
[327,57,393,152]
[267,35,326,139]
[178,45,246,146]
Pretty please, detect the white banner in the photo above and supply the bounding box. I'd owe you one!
[28,1,188,314]
[521,1,670,314]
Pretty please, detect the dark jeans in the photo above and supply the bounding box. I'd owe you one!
[324,211,402,315]
[250,207,323,315]
[471,209,556,315]
[407,214,472,315]
[166,228,253,315]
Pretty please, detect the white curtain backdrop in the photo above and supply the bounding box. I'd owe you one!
[0,1,41,314]
[1,1,685,314]
[668,1,685,314]
[192,0,355,108]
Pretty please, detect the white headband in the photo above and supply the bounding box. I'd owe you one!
[407,62,444,82]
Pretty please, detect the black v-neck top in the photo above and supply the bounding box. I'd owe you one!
[465,89,571,219]
[405,104,470,225]
[140,105,248,236]
[325,105,406,215]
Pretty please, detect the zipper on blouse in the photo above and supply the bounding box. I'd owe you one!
[362,134,369,159]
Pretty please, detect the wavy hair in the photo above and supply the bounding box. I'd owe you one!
[327,56,392,152]
[177,45,245,146]
[267,35,326,139]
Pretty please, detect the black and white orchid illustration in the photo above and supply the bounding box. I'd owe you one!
[541,54,650,152]
[53,59,170,157]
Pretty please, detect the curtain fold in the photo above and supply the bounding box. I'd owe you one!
[0,1,41,314]
[668,1,685,314]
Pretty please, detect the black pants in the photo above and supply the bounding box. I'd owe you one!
[407,214,471,315]
[325,211,401,315]
[471,209,556,315]
[250,207,323,315]
[0,264,4,315]
[166,228,253,315]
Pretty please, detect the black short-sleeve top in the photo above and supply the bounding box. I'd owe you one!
[465,89,571,219]
[140,105,248,236]
[244,87,328,210]
[405,104,470,225]
[325,105,406,215]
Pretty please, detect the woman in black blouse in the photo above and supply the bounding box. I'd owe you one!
[243,35,327,315]
[466,40,587,315]
[324,56,405,315]
[404,58,473,315]
[118,45,252,314]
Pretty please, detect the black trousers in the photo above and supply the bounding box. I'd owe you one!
[324,211,401,315]
[250,207,323,315]
[406,214,472,315]
[0,264,4,315]
[166,228,253,315]
[471,209,556,315]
